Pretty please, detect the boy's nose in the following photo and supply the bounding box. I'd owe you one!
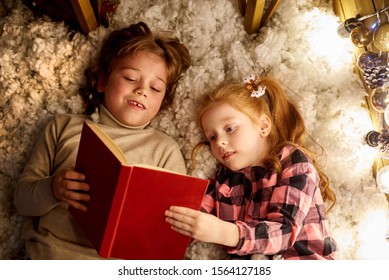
[135,87,147,97]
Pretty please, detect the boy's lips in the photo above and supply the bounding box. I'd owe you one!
[127,99,146,109]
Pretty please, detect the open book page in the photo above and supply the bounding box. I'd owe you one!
[86,122,127,165]
[86,122,184,175]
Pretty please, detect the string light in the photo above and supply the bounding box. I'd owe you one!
[347,6,389,245]
[377,165,389,193]
[337,7,389,38]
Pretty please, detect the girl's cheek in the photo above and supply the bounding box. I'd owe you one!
[210,145,220,158]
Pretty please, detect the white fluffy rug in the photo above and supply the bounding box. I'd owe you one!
[1,0,389,260]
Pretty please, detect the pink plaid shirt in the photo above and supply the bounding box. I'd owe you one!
[201,145,336,260]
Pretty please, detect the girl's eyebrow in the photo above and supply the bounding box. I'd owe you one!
[120,66,167,85]
[220,116,237,124]
[202,117,236,133]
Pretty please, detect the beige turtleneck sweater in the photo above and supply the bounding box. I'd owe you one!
[14,105,186,259]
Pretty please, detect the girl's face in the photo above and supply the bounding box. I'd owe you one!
[99,51,167,126]
[201,102,271,171]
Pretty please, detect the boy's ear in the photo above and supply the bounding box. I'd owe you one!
[96,71,107,93]
[258,114,271,137]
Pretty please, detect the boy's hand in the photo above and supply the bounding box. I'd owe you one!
[51,169,90,211]
[164,206,239,247]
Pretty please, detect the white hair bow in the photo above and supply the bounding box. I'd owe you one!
[241,74,266,98]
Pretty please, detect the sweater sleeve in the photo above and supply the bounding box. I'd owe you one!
[14,116,68,216]
[227,149,319,256]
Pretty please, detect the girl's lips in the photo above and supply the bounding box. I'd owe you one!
[127,100,146,110]
[222,151,235,160]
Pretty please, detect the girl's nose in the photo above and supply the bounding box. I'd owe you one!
[216,138,227,149]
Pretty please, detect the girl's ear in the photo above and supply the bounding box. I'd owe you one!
[97,71,107,93]
[258,114,271,137]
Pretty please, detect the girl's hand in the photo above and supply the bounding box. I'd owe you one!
[165,206,239,247]
[51,169,90,211]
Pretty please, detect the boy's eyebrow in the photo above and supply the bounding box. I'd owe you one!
[120,66,167,85]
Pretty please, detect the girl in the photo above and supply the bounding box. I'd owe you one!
[165,74,337,260]
[14,22,191,259]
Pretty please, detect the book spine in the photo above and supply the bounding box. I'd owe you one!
[99,166,133,258]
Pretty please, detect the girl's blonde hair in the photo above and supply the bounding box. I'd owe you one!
[193,75,336,212]
[80,22,191,114]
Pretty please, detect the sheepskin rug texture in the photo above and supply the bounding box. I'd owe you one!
[1,0,389,260]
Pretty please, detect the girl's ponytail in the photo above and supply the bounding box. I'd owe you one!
[260,76,306,147]
[258,76,336,212]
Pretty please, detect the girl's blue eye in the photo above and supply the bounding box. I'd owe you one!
[226,126,235,133]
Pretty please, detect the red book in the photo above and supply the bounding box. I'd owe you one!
[69,121,209,260]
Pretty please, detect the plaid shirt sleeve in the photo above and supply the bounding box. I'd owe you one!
[218,147,335,259]
[200,175,217,215]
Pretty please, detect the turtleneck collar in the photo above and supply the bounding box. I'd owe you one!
[97,104,151,130]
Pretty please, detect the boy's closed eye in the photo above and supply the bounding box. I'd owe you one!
[122,75,162,92]
[150,80,166,93]
[124,76,136,82]
[150,86,162,93]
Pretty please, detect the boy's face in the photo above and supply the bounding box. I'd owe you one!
[201,102,270,171]
[98,51,167,126]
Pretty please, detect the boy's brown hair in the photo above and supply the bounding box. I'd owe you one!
[80,22,191,114]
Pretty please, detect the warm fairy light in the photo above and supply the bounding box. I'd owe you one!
[357,145,379,171]
[377,165,389,193]
[358,209,389,259]
[303,9,355,70]
[302,8,389,258]
[341,110,377,172]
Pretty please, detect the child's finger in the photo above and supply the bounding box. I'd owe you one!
[63,180,90,192]
[61,169,86,181]
[168,206,198,217]
[165,209,195,227]
[169,225,193,237]
[65,199,87,212]
[165,216,193,232]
